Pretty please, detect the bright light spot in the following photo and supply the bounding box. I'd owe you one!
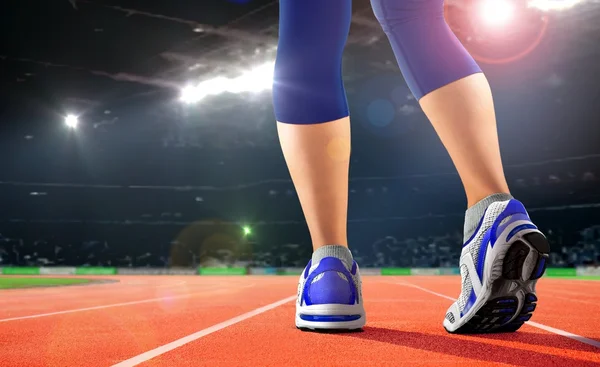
[528,0,584,11]
[480,0,515,26]
[243,226,251,236]
[180,85,202,104]
[180,61,275,104]
[65,114,79,128]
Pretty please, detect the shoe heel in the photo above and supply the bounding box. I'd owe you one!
[502,232,550,281]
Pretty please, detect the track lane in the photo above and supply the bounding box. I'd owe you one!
[2,276,599,367]
[145,278,600,366]
[403,276,600,341]
[0,277,293,367]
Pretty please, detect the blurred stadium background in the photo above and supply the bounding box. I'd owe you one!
[0,0,599,274]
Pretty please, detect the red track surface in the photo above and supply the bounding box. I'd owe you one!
[1,276,599,366]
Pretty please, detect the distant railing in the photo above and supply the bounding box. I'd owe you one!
[1,266,597,277]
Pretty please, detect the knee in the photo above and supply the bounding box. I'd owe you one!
[272,25,348,124]
[272,0,351,124]
[272,58,348,124]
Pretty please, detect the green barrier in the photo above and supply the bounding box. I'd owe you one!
[198,267,247,275]
[439,267,460,275]
[276,269,303,275]
[410,268,459,275]
[2,267,40,275]
[381,268,411,276]
[410,268,442,275]
[274,267,303,275]
[75,267,117,275]
[545,268,576,277]
[40,267,76,275]
[576,266,600,276]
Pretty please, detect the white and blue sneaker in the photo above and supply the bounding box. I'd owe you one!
[295,256,366,331]
[444,199,550,333]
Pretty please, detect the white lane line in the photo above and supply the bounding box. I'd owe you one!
[396,282,456,301]
[0,293,203,323]
[396,282,600,349]
[526,321,600,348]
[111,295,297,367]
[0,284,239,323]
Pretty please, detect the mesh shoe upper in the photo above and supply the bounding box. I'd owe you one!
[456,201,509,312]
[452,199,534,317]
[297,257,362,307]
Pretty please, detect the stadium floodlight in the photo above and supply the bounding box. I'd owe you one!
[479,0,515,26]
[180,61,275,104]
[64,114,79,128]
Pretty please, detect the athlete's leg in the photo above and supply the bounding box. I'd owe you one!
[371,0,507,207]
[277,120,350,249]
[273,0,365,330]
[371,0,549,333]
[274,0,351,250]
[421,76,510,207]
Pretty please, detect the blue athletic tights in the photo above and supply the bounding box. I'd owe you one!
[272,0,482,124]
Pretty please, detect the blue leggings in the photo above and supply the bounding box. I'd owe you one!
[272,0,481,124]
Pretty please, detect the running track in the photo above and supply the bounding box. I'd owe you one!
[1,276,599,366]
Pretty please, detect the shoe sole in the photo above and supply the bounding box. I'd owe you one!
[447,231,550,334]
[295,304,366,331]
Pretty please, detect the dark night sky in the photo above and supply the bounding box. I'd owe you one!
[0,0,598,187]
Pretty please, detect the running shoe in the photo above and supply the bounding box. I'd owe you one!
[444,199,550,333]
[295,257,366,331]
